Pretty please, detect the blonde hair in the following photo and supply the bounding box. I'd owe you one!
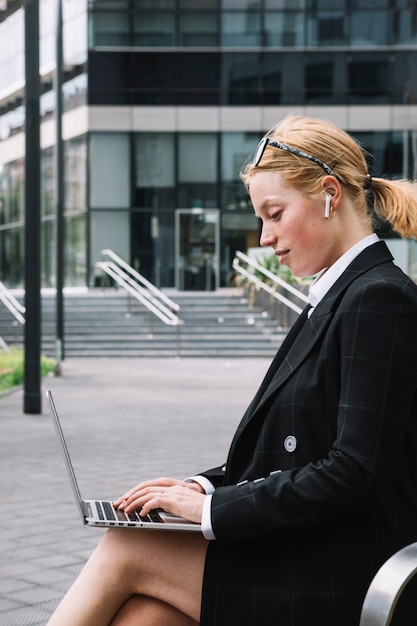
[240,114,417,239]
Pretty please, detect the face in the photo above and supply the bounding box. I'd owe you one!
[249,171,343,277]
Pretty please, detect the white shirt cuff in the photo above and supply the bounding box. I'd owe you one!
[185,475,216,495]
[202,494,216,540]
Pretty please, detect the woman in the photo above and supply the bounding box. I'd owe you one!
[47,114,417,626]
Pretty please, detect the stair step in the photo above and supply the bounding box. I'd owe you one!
[0,288,289,358]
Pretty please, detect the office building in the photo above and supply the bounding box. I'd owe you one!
[0,0,416,291]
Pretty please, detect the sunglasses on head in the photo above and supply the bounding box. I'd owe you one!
[253,137,335,177]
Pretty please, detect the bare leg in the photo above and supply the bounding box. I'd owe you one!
[46,529,207,626]
[110,595,198,626]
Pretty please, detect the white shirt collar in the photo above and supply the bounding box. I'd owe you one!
[308,233,380,312]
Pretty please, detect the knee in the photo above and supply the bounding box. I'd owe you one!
[93,529,137,573]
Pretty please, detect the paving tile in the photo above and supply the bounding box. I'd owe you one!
[0,356,270,624]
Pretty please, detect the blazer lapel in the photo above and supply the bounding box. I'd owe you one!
[226,241,394,478]
[253,240,393,413]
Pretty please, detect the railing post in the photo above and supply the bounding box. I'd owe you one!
[176,323,181,358]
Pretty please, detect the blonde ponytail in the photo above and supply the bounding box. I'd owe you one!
[371,178,417,239]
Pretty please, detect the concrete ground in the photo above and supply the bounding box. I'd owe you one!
[0,356,270,625]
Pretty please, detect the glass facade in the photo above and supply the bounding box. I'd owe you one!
[0,0,416,291]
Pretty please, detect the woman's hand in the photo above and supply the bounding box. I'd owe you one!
[113,477,206,524]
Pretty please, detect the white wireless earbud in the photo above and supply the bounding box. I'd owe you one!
[324,194,332,219]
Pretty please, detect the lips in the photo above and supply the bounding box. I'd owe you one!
[276,249,289,261]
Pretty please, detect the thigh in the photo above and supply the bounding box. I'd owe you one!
[98,528,208,621]
[110,595,199,626]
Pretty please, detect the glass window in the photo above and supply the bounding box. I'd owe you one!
[90,11,130,46]
[131,53,176,105]
[65,136,87,214]
[0,226,24,287]
[0,9,24,95]
[264,52,304,105]
[265,11,305,46]
[222,0,262,7]
[266,0,306,6]
[221,132,258,211]
[178,133,218,209]
[179,13,218,46]
[90,210,130,284]
[221,53,262,105]
[41,148,55,218]
[65,214,87,287]
[351,0,390,7]
[393,7,417,45]
[306,11,347,45]
[350,10,390,45]
[177,53,220,104]
[0,159,24,225]
[221,212,260,286]
[89,133,130,209]
[391,52,417,104]
[134,133,175,209]
[348,53,392,103]
[88,52,129,105]
[180,0,219,8]
[305,52,346,104]
[131,210,175,287]
[134,12,175,46]
[306,0,345,7]
[133,0,175,9]
[221,11,262,46]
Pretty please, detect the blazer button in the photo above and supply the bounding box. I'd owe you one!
[284,435,297,453]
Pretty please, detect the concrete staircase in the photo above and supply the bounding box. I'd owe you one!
[0,288,288,358]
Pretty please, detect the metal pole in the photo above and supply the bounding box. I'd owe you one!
[55,0,65,371]
[23,0,41,414]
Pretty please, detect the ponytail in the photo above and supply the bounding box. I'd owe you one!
[370,178,417,240]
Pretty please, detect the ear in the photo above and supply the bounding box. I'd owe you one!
[321,175,342,209]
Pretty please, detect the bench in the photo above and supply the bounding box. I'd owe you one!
[359,542,417,625]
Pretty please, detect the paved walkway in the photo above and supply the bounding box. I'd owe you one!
[0,357,270,625]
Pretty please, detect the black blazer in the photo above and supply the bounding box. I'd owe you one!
[200,241,417,626]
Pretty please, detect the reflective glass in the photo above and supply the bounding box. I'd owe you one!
[221,53,261,105]
[90,134,130,208]
[41,148,54,218]
[391,52,417,104]
[264,52,304,105]
[221,132,259,211]
[178,134,217,209]
[134,12,175,46]
[306,11,347,46]
[179,13,218,46]
[265,11,305,46]
[350,10,390,46]
[65,137,87,214]
[65,214,87,287]
[393,7,417,45]
[305,52,346,104]
[91,12,130,46]
[348,53,392,104]
[131,210,175,288]
[222,0,262,7]
[135,134,175,209]
[221,11,262,46]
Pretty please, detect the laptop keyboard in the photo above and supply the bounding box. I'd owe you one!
[96,501,163,524]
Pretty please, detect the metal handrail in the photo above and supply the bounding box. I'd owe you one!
[233,250,309,315]
[359,542,417,626]
[96,250,182,327]
[0,281,26,325]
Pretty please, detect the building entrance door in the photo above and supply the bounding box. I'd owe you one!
[175,209,219,290]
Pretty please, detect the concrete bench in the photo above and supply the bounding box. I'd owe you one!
[359,542,417,626]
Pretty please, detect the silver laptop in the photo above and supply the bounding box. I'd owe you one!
[46,390,201,533]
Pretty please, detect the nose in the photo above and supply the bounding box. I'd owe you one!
[259,222,276,248]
